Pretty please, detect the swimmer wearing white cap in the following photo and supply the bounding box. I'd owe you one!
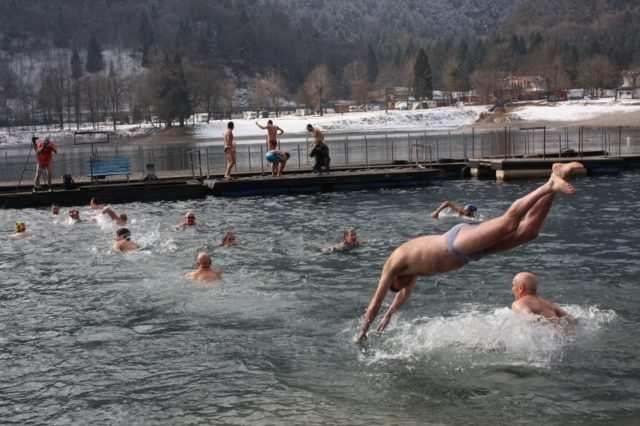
[357,162,585,342]
[113,228,138,252]
[431,200,477,219]
[185,252,222,282]
[511,272,574,322]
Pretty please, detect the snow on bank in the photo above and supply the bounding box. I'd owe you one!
[511,98,640,122]
[0,124,157,147]
[193,105,489,139]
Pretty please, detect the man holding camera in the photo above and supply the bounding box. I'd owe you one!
[32,136,58,192]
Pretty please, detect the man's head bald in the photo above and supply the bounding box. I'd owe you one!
[197,252,212,268]
[513,272,538,295]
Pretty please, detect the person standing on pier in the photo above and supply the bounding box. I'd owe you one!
[32,136,57,192]
[224,121,236,179]
[256,120,284,151]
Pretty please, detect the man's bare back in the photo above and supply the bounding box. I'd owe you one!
[511,272,571,320]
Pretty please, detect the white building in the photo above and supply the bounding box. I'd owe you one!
[616,70,640,99]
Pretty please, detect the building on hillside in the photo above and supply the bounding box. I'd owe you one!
[567,89,584,100]
[503,75,547,100]
[616,70,640,99]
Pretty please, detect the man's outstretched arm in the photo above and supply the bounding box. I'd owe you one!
[356,264,397,342]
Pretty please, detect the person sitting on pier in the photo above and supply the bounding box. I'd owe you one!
[356,162,585,342]
[221,231,237,247]
[9,221,28,239]
[89,198,104,210]
[326,228,360,252]
[511,272,575,323]
[176,212,197,230]
[256,120,284,151]
[185,252,222,282]
[113,228,138,252]
[102,206,128,225]
[68,209,81,224]
[265,150,290,177]
[431,201,477,219]
[51,205,60,216]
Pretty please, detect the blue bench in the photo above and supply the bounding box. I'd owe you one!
[88,156,131,181]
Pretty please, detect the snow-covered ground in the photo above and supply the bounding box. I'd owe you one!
[0,124,157,147]
[193,105,488,139]
[510,98,640,122]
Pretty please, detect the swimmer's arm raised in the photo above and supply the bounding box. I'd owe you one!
[255,121,266,129]
[432,201,455,218]
[102,206,117,220]
[377,284,414,332]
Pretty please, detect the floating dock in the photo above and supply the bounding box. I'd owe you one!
[467,156,640,180]
[207,167,443,197]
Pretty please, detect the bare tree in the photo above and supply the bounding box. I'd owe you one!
[188,65,221,122]
[470,69,503,103]
[106,63,128,131]
[38,64,68,129]
[578,55,619,94]
[343,61,369,107]
[303,64,332,116]
[221,79,236,118]
[256,70,286,116]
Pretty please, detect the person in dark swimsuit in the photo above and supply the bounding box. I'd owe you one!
[356,162,585,342]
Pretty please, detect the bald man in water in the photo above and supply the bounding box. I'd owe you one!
[185,252,222,282]
[511,272,572,320]
[356,162,585,342]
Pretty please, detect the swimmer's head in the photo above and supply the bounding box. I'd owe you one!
[51,205,60,215]
[306,124,313,132]
[15,221,26,233]
[89,198,99,206]
[343,228,358,244]
[227,121,234,129]
[196,252,212,268]
[69,209,80,220]
[221,231,236,246]
[118,213,128,224]
[185,212,196,225]
[464,204,478,216]
[116,228,131,241]
[512,272,538,299]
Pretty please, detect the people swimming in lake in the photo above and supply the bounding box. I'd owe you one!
[221,231,237,247]
[51,205,60,216]
[113,228,138,252]
[185,252,222,282]
[356,162,585,342]
[326,228,360,252]
[9,221,28,239]
[431,201,477,219]
[176,211,197,230]
[102,206,128,225]
[68,209,81,224]
[89,198,104,210]
[511,272,575,323]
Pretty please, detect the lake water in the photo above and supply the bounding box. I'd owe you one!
[1,174,639,424]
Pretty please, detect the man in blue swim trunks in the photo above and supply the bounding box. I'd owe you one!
[356,162,585,342]
[266,150,290,176]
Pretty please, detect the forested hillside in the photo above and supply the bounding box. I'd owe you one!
[0,0,639,129]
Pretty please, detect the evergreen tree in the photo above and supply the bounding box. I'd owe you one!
[139,12,154,67]
[367,43,378,84]
[70,48,83,129]
[86,34,104,73]
[414,48,433,100]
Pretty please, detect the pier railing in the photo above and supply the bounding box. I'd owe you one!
[1,126,640,184]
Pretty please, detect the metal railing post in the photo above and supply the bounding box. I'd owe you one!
[344,142,348,165]
[543,127,546,159]
[247,145,252,171]
[449,131,453,159]
[365,135,369,168]
[618,126,622,157]
[297,144,301,169]
[260,145,264,173]
[472,127,475,158]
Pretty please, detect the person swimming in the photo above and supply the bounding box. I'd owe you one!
[511,272,575,324]
[89,198,104,210]
[102,206,128,225]
[68,209,81,223]
[9,221,28,239]
[176,212,197,230]
[220,231,236,247]
[356,162,585,342]
[113,228,139,252]
[431,201,477,219]
[326,228,360,252]
[51,205,60,215]
[184,252,222,282]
